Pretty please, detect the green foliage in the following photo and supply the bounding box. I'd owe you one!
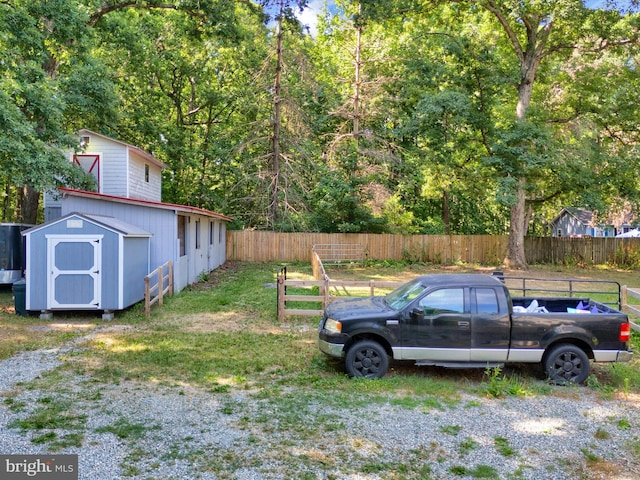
[1,0,640,235]
[8,395,86,450]
[481,366,528,398]
[95,418,161,440]
[494,436,516,457]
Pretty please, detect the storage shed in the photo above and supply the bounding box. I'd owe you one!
[23,213,151,318]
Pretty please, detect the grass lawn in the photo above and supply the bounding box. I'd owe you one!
[1,261,639,397]
[3,261,640,479]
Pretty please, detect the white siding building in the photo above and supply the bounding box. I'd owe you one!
[43,130,231,293]
[45,129,167,220]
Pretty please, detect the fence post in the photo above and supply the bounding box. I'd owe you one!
[168,261,173,296]
[277,273,285,322]
[323,275,330,309]
[622,285,627,313]
[158,265,164,307]
[144,276,151,317]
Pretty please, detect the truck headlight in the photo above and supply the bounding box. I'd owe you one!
[324,318,342,333]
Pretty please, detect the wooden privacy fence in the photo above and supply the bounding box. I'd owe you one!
[228,231,640,265]
[144,261,173,317]
[230,231,507,263]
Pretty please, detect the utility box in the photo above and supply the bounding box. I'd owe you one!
[22,213,151,317]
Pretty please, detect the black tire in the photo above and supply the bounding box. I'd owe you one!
[544,344,590,385]
[345,340,389,378]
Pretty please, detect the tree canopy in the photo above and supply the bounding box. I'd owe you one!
[1,0,639,267]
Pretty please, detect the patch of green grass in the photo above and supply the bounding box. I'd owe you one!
[440,425,462,436]
[169,262,279,318]
[3,397,27,412]
[458,437,480,456]
[581,448,601,463]
[494,436,516,457]
[449,464,499,478]
[617,418,632,430]
[602,360,640,394]
[86,329,315,388]
[0,318,96,361]
[9,396,86,432]
[7,394,87,450]
[626,436,640,462]
[95,418,161,439]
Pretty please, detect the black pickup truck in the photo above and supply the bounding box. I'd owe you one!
[318,274,633,383]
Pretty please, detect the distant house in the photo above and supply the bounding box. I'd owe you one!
[43,130,231,293]
[550,208,615,238]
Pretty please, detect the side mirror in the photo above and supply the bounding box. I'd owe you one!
[410,307,424,320]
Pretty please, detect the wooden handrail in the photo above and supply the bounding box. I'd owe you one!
[144,261,173,317]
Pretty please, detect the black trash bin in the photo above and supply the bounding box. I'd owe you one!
[12,279,26,316]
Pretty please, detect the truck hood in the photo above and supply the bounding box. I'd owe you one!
[324,296,392,320]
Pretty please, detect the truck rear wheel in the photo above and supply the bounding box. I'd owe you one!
[544,344,590,385]
[345,340,388,378]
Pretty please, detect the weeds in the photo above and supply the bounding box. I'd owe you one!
[8,395,87,451]
[494,437,516,457]
[95,418,161,439]
[481,367,528,398]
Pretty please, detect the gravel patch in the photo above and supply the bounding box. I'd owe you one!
[1,345,640,479]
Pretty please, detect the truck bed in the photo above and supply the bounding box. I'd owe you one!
[511,296,619,314]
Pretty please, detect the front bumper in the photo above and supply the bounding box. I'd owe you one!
[318,338,345,358]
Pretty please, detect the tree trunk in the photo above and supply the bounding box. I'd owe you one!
[269,2,285,228]
[16,185,39,225]
[505,73,536,269]
[502,29,541,269]
[442,190,450,235]
[504,178,528,269]
[353,3,362,141]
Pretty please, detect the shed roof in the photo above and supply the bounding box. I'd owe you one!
[77,129,169,169]
[23,212,152,238]
[59,188,233,222]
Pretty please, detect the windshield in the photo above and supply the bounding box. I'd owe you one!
[385,279,427,311]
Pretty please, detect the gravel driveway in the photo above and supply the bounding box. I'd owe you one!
[1,339,640,480]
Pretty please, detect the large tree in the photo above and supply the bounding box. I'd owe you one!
[478,0,640,268]
[0,0,112,223]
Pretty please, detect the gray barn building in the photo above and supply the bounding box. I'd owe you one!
[43,129,231,293]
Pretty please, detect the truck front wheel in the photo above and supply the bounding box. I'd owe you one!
[345,340,389,378]
[544,344,590,385]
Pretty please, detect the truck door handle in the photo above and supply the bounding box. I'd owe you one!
[458,321,470,329]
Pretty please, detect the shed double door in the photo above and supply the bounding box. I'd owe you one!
[47,235,102,309]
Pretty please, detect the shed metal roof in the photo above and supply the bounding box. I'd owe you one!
[59,188,233,222]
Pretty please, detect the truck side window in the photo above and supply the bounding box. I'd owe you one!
[476,288,499,314]
[419,288,464,314]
